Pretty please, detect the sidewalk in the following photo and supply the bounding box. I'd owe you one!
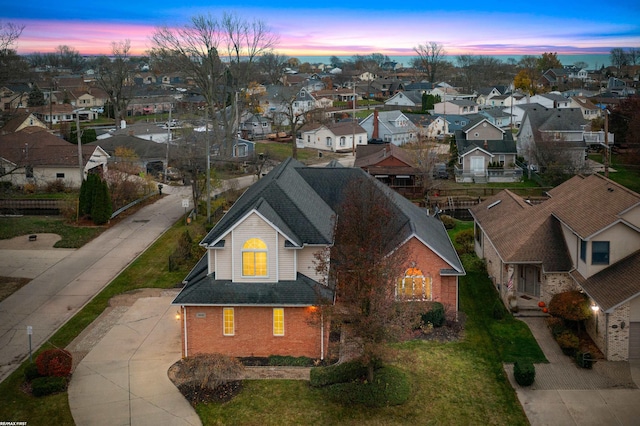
[507,317,640,425]
[0,184,190,383]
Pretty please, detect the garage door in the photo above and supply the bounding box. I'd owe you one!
[630,322,640,360]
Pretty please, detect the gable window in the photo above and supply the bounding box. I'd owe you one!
[396,267,431,300]
[273,308,284,336]
[591,241,609,265]
[242,238,267,276]
[580,240,587,262]
[223,308,234,336]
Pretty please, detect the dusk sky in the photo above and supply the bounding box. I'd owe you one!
[4,0,640,58]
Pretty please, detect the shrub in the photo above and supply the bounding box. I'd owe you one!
[492,300,507,320]
[267,355,314,367]
[454,228,475,254]
[24,362,42,382]
[513,359,535,386]
[439,214,456,229]
[323,366,411,407]
[45,180,66,193]
[555,330,579,356]
[548,290,592,322]
[36,349,73,377]
[310,360,369,388]
[421,302,445,328]
[31,376,68,396]
[91,178,112,225]
[172,354,244,391]
[546,316,566,337]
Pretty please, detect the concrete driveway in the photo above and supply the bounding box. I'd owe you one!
[68,292,201,426]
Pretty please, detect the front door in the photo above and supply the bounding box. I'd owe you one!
[470,157,484,174]
[517,265,540,297]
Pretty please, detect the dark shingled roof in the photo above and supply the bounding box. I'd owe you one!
[176,157,464,306]
[174,272,334,306]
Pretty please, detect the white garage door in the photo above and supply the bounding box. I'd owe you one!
[630,322,640,360]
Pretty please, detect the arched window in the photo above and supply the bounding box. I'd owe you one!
[396,267,431,300]
[242,238,267,276]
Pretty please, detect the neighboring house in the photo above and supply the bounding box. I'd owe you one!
[501,103,546,128]
[384,90,423,109]
[354,143,423,199]
[0,112,48,135]
[479,107,514,129]
[28,104,98,125]
[231,138,255,158]
[109,121,173,143]
[87,134,172,176]
[540,68,571,87]
[470,174,640,361]
[454,117,521,183]
[434,113,483,135]
[404,113,447,139]
[570,96,601,121]
[0,127,109,188]
[239,113,272,140]
[474,86,508,105]
[172,158,465,359]
[529,93,572,109]
[517,107,588,172]
[0,84,30,112]
[433,100,478,115]
[301,121,367,153]
[359,110,418,145]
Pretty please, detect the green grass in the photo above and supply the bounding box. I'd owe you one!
[0,216,104,248]
[0,214,207,425]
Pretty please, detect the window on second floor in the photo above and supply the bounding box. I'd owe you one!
[242,238,267,276]
[591,241,610,265]
[580,240,587,262]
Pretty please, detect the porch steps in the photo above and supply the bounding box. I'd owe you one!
[473,175,487,184]
[512,306,550,318]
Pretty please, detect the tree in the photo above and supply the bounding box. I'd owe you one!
[514,70,535,95]
[91,177,112,225]
[28,85,46,107]
[610,48,629,75]
[79,173,100,217]
[413,41,446,83]
[536,52,562,72]
[609,96,640,166]
[94,40,134,129]
[272,86,316,159]
[316,177,413,382]
[0,21,24,53]
[257,51,288,85]
[54,45,84,71]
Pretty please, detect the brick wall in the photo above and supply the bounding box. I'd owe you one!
[605,303,630,361]
[541,273,577,305]
[180,306,329,360]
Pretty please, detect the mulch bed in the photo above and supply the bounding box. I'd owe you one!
[177,381,243,406]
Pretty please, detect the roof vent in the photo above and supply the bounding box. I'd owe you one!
[607,187,614,192]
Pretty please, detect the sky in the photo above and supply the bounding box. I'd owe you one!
[3,1,640,59]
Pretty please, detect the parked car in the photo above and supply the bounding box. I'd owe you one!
[433,163,448,179]
[90,107,104,114]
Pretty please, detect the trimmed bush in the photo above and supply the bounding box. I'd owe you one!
[513,359,535,386]
[31,376,68,396]
[548,290,592,322]
[454,228,475,254]
[546,316,566,338]
[421,302,446,328]
[36,349,73,377]
[310,360,368,388]
[323,366,411,407]
[440,215,456,230]
[555,331,579,356]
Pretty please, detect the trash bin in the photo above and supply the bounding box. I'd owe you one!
[577,351,594,369]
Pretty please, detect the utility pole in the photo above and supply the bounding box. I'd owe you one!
[206,105,211,223]
[604,108,609,178]
[165,104,172,183]
[75,109,84,184]
[352,81,356,156]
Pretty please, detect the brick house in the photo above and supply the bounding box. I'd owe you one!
[172,158,464,359]
[470,174,640,360]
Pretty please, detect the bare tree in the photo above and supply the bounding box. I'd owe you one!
[0,21,24,53]
[610,48,629,75]
[258,51,289,85]
[271,86,311,159]
[315,177,414,382]
[94,40,134,128]
[151,12,277,158]
[413,41,446,83]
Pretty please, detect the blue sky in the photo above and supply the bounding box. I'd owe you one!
[3,1,640,57]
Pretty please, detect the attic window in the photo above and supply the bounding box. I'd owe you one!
[487,200,501,209]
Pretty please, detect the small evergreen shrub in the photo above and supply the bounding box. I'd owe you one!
[24,362,42,382]
[555,331,579,356]
[36,349,73,377]
[323,366,411,407]
[421,302,445,328]
[31,376,68,396]
[546,316,566,337]
[454,228,475,254]
[310,360,368,387]
[513,359,535,386]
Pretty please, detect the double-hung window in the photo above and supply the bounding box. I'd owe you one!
[591,241,610,265]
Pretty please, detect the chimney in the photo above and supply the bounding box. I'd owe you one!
[372,109,379,140]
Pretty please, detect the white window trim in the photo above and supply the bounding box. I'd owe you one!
[273,308,284,336]
[241,238,268,278]
[223,307,235,336]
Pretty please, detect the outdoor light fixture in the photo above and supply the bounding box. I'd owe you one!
[591,303,599,312]
[175,310,181,320]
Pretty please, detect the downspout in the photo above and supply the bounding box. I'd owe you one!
[320,310,325,360]
[182,306,188,358]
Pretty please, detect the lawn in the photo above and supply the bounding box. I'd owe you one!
[0,216,104,248]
